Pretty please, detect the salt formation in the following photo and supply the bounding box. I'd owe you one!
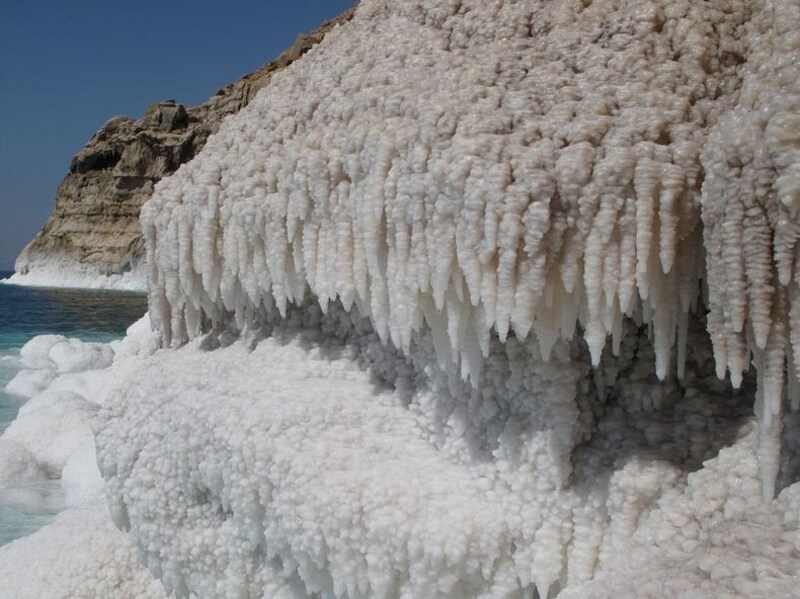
[144,0,725,372]
[0,505,168,599]
[94,0,800,597]
[97,303,799,598]
[0,320,167,598]
[141,0,799,498]
[1,262,147,292]
[700,1,800,499]
[1,336,114,479]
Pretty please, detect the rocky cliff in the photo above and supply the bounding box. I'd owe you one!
[13,5,356,289]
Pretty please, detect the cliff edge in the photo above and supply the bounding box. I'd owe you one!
[12,6,356,290]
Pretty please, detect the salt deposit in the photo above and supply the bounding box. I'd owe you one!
[1,336,113,480]
[3,0,800,597]
[96,302,799,598]
[0,319,162,598]
[0,504,167,599]
[142,0,799,499]
[1,262,146,293]
[128,0,800,595]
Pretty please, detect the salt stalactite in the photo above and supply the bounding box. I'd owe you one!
[140,0,798,501]
[101,2,800,596]
[700,0,800,499]
[97,299,800,598]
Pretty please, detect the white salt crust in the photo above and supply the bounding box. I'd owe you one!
[141,0,800,498]
[2,336,114,479]
[0,319,162,599]
[0,504,168,599]
[4,0,800,597]
[96,303,800,598]
[2,261,146,293]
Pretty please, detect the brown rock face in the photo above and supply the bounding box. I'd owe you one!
[15,6,356,285]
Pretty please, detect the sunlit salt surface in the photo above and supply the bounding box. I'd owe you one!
[0,271,146,546]
[0,0,799,596]
[2,263,146,293]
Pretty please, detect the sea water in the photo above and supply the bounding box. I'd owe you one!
[0,270,147,545]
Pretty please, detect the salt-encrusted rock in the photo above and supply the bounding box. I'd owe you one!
[0,503,168,599]
[2,1,797,597]
[12,6,357,289]
[141,0,798,497]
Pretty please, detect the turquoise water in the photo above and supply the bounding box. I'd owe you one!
[0,270,147,545]
[0,271,147,350]
[0,270,147,430]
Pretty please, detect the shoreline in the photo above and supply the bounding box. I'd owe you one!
[1,269,146,294]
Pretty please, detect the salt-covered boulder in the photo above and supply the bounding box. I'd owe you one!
[88,0,800,596]
[18,335,114,374]
[142,0,799,499]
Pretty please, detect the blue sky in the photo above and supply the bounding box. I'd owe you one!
[0,0,354,270]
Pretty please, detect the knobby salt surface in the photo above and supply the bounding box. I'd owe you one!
[2,0,800,597]
[1,309,798,597]
[0,320,167,598]
[142,0,799,498]
[95,303,800,598]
